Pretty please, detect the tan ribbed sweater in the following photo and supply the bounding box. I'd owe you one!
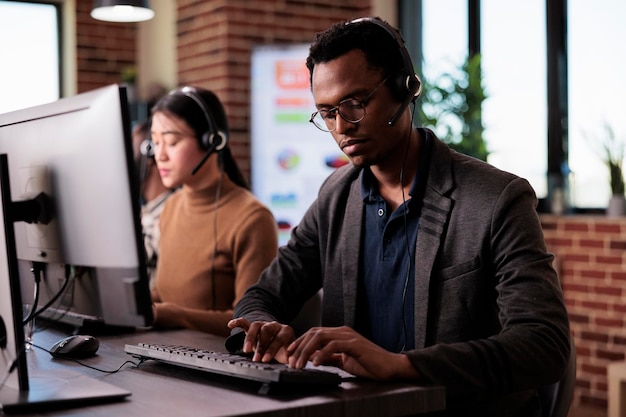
[152,176,278,336]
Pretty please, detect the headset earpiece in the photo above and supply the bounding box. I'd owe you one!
[347,17,421,125]
[406,73,422,98]
[389,73,420,102]
[201,132,210,150]
[140,138,154,158]
[211,130,228,151]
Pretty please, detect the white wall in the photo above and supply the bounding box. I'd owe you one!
[372,0,397,25]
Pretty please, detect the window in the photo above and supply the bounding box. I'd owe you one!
[421,0,467,81]
[481,0,547,198]
[419,0,547,199]
[568,0,626,208]
[407,0,626,210]
[0,1,60,114]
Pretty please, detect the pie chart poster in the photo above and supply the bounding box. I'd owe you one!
[251,44,349,246]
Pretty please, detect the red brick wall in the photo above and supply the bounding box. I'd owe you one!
[542,214,626,412]
[75,0,138,93]
[174,0,371,176]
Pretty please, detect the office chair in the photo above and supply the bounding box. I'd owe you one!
[539,336,577,417]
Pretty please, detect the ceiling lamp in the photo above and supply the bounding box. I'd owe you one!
[91,0,155,23]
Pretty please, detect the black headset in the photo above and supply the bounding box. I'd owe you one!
[140,86,228,157]
[347,17,422,126]
[140,131,154,158]
[176,86,228,152]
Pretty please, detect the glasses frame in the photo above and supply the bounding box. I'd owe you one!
[309,77,389,132]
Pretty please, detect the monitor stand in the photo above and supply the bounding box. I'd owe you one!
[0,154,131,413]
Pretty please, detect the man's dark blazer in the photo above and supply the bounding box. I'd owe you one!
[233,129,571,417]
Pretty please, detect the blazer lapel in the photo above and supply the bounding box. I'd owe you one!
[413,135,454,348]
[341,177,364,328]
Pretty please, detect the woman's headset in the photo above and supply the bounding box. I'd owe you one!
[140,86,228,157]
[175,86,228,152]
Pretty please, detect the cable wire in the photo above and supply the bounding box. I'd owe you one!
[22,265,76,325]
[398,102,418,352]
[31,342,145,374]
[210,163,223,310]
[21,262,45,324]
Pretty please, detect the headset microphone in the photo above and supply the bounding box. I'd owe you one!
[191,133,226,175]
[388,77,421,126]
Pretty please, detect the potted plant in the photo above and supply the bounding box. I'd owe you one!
[599,124,626,216]
[120,66,138,103]
[417,54,489,162]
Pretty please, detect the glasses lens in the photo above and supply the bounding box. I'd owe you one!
[337,99,365,123]
[309,99,367,132]
[311,111,334,132]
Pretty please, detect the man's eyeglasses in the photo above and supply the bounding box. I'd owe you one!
[309,77,388,132]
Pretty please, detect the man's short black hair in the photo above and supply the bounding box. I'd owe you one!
[305,17,405,89]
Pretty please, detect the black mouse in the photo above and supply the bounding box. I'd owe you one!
[49,334,100,359]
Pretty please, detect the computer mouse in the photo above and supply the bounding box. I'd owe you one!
[49,334,100,359]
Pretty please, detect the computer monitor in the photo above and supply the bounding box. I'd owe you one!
[0,84,153,331]
[0,153,132,412]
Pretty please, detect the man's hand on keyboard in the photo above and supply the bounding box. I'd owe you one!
[228,320,420,381]
[228,318,295,364]
[286,326,420,381]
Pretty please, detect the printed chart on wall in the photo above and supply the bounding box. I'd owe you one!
[251,44,349,246]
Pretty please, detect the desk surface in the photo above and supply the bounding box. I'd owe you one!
[8,325,445,417]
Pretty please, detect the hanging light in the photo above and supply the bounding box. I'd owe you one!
[91,0,155,23]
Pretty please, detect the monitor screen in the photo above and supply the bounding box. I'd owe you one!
[0,84,152,330]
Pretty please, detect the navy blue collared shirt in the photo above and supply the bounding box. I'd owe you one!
[356,131,431,353]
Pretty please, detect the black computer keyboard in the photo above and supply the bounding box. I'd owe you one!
[124,343,347,394]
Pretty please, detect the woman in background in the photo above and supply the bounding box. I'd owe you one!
[149,86,278,336]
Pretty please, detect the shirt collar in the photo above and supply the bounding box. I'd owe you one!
[360,129,432,204]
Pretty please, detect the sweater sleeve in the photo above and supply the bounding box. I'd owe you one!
[231,206,279,307]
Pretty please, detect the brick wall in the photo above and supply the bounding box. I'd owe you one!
[75,0,138,93]
[174,0,371,176]
[542,214,626,412]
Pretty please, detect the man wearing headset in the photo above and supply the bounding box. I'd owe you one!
[228,17,570,416]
